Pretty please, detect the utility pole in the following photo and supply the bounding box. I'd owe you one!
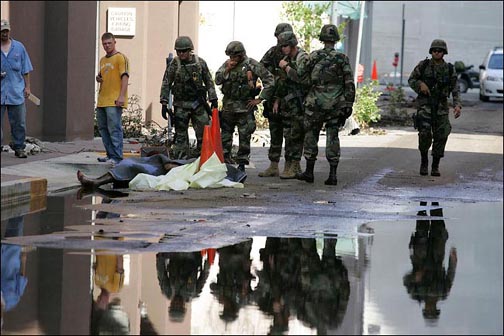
[399,3,405,87]
[354,0,366,86]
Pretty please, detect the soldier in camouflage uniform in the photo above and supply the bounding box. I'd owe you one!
[408,39,462,176]
[296,24,355,185]
[160,36,218,159]
[258,23,293,178]
[274,31,310,179]
[215,41,275,172]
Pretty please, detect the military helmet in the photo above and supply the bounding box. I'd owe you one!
[277,31,298,47]
[319,24,340,42]
[225,41,246,56]
[174,36,194,51]
[274,23,293,37]
[429,39,448,54]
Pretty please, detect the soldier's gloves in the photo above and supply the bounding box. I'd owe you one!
[161,104,169,120]
[210,99,218,109]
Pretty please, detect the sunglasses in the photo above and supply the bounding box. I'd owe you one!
[431,48,444,53]
[176,49,191,54]
[280,44,289,48]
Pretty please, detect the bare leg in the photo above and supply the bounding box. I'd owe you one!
[77,170,115,188]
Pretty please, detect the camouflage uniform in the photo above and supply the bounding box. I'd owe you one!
[259,23,293,173]
[215,42,275,166]
[403,202,457,321]
[408,39,461,176]
[160,44,217,159]
[274,32,310,178]
[296,24,355,185]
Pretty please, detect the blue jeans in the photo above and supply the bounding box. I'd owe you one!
[1,104,26,150]
[96,106,123,162]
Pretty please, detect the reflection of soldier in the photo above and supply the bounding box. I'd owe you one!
[156,245,210,322]
[255,237,303,334]
[297,238,350,334]
[210,239,255,322]
[403,202,457,322]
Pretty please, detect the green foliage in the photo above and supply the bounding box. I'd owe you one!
[353,81,383,129]
[388,86,407,117]
[281,1,330,53]
[94,94,168,143]
[121,94,145,138]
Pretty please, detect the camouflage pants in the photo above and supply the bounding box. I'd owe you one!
[416,105,451,158]
[266,100,304,162]
[303,108,341,165]
[266,112,284,162]
[172,105,210,159]
[281,99,304,162]
[221,110,256,165]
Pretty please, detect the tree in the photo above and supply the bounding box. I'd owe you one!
[281,1,346,53]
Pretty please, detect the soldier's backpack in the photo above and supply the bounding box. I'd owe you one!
[310,48,347,86]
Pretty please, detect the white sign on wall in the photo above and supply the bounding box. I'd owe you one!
[107,8,136,36]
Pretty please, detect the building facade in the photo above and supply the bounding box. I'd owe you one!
[1,1,199,142]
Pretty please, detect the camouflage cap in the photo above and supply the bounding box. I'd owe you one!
[429,39,448,54]
[319,24,340,42]
[174,36,194,51]
[225,41,246,56]
[277,31,298,47]
[274,23,293,37]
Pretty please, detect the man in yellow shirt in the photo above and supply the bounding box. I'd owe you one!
[96,32,129,165]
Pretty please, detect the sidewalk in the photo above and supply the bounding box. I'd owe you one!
[1,138,143,216]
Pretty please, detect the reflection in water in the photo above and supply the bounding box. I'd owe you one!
[403,202,457,324]
[256,237,350,334]
[90,198,130,335]
[156,240,210,322]
[210,239,255,322]
[1,216,28,322]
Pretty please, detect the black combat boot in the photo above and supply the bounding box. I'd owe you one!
[296,160,315,183]
[420,151,429,176]
[431,157,441,176]
[324,164,338,185]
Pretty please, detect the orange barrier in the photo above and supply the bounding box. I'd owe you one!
[211,108,224,163]
[199,125,215,169]
[371,60,378,81]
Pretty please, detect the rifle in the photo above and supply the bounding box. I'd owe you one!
[165,53,174,143]
[181,62,212,117]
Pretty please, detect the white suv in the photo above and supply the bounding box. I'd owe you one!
[479,47,503,101]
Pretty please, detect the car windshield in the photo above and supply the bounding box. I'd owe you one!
[488,54,503,70]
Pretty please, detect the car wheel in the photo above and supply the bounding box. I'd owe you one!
[479,92,490,102]
[457,78,468,93]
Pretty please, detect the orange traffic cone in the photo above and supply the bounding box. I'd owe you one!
[199,125,215,169]
[371,60,378,81]
[211,108,224,163]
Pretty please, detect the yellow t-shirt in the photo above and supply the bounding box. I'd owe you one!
[97,52,129,108]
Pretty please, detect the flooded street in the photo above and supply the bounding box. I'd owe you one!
[1,191,502,335]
